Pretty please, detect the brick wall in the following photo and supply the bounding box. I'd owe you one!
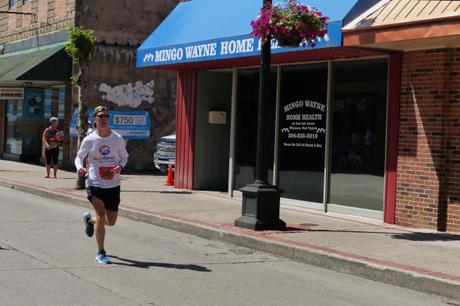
[445,49,460,232]
[72,0,178,171]
[77,0,178,46]
[70,44,176,171]
[68,0,179,171]
[397,48,460,232]
[0,0,74,45]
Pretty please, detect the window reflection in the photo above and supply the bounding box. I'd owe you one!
[330,60,388,211]
[5,100,23,155]
[234,69,276,189]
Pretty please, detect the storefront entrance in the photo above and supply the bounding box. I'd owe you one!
[2,87,65,162]
[231,58,388,218]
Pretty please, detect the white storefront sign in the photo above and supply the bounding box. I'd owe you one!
[0,87,24,100]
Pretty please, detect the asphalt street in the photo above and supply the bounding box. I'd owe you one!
[0,186,458,306]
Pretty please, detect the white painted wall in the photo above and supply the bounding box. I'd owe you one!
[99,80,155,107]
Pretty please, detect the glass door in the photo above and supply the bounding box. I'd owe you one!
[278,63,328,203]
[233,69,277,189]
[329,59,388,211]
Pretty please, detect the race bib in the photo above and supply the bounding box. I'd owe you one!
[99,166,114,180]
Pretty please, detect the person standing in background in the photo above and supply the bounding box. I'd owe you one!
[42,117,63,178]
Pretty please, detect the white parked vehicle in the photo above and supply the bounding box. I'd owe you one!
[153,134,176,172]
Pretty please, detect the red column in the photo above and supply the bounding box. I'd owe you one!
[384,52,402,224]
[175,71,197,190]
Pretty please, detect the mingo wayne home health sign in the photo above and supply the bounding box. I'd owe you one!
[136,27,339,68]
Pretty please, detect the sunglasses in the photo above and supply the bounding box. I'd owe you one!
[96,114,110,119]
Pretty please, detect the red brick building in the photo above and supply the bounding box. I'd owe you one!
[343,0,460,232]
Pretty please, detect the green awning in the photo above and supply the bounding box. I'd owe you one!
[0,43,71,82]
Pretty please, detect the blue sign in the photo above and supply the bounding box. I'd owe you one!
[70,108,151,140]
[136,22,342,68]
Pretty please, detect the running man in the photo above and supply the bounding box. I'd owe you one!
[42,117,63,178]
[75,106,129,264]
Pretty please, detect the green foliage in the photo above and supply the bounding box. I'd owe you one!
[65,27,95,66]
[65,27,94,141]
[70,74,80,83]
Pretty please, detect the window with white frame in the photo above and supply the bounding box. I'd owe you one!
[9,0,17,8]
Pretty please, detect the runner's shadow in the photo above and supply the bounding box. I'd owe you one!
[391,233,460,241]
[109,255,211,272]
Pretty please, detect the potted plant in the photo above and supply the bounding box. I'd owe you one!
[250,0,328,48]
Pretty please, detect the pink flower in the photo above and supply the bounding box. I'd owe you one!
[250,0,328,47]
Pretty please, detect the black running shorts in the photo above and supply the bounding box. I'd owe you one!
[44,147,59,165]
[87,186,121,212]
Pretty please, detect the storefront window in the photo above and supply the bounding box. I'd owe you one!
[330,60,388,211]
[231,59,388,213]
[234,69,276,189]
[5,100,23,154]
[278,64,328,203]
[3,87,63,160]
[44,87,64,119]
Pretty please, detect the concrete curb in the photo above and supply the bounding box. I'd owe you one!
[1,179,460,300]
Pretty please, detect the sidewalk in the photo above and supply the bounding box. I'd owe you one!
[0,159,459,300]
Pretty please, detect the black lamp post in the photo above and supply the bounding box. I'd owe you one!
[235,0,286,231]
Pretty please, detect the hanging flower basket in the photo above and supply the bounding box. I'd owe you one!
[273,32,302,48]
[250,0,328,48]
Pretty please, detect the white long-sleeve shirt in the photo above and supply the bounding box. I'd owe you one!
[75,130,129,188]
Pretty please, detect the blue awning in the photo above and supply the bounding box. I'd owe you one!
[137,0,370,69]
